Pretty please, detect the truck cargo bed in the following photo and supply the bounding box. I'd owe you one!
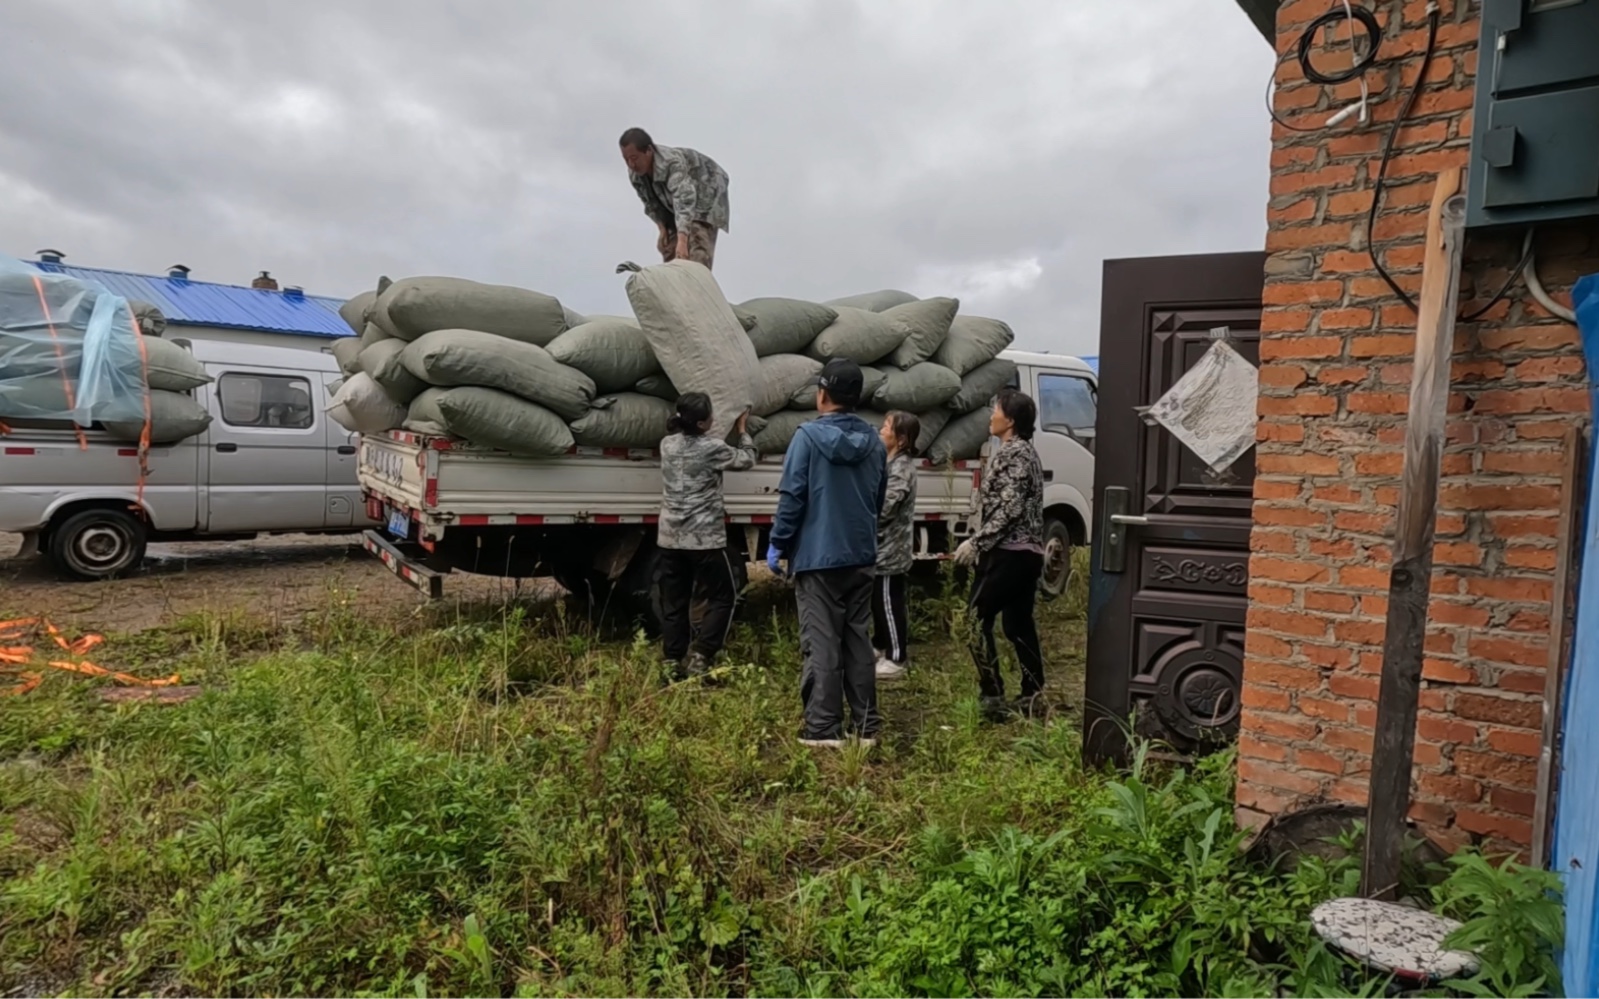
[358,430,979,541]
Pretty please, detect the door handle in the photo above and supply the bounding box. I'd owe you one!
[337,445,357,455]
[215,442,238,453]
[1100,485,1143,574]
[1042,469,1054,482]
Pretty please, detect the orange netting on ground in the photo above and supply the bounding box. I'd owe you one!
[0,616,179,696]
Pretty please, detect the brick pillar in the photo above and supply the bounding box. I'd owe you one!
[1237,0,1598,855]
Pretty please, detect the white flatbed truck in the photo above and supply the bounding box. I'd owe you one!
[355,429,983,622]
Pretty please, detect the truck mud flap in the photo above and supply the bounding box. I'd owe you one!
[362,529,446,600]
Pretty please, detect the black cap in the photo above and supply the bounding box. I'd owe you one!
[817,357,864,408]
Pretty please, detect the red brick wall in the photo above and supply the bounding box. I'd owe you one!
[1238,0,1598,854]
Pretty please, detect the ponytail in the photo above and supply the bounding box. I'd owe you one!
[668,392,713,436]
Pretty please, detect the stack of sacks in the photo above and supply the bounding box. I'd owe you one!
[0,270,212,444]
[328,275,592,456]
[324,273,1016,463]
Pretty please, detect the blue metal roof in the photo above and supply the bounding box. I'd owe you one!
[1079,355,1099,372]
[26,260,350,338]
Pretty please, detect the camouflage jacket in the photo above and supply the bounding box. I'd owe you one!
[658,431,757,551]
[876,452,917,575]
[970,437,1044,554]
[631,144,731,235]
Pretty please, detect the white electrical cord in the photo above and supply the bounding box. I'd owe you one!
[1325,0,1371,126]
[1525,246,1578,324]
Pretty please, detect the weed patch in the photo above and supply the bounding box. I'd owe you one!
[0,560,1561,996]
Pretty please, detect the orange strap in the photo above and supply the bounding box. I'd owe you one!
[128,304,154,504]
[29,275,87,450]
[0,617,177,693]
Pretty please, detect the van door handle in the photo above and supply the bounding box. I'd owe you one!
[337,445,357,455]
[1042,469,1054,482]
[215,442,238,453]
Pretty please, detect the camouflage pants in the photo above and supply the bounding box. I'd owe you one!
[659,222,718,270]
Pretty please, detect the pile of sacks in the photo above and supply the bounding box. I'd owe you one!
[327,266,1016,463]
[0,262,214,444]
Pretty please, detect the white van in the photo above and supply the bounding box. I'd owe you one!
[999,350,1097,596]
[0,339,371,579]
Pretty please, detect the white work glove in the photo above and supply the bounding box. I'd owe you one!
[952,540,978,567]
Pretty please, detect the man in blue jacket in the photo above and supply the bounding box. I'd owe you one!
[768,358,888,746]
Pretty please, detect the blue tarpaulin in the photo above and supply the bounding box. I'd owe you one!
[1556,271,1599,997]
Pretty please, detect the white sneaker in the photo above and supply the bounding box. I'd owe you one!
[875,658,906,680]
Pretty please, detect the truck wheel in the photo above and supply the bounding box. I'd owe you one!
[1038,516,1073,601]
[49,509,147,581]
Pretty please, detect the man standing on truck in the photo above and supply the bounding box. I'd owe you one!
[620,127,730,270]
[767,359,887,747]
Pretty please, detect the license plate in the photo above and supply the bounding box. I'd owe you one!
[386,507,410,539]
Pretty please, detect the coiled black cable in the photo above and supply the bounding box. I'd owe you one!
[1366,5,1440,313]
[1297,6,1382,84]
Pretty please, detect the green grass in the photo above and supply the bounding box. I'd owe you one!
[0,557,1562,997]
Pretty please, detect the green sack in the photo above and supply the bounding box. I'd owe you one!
[948,358,1018,413]
[824,289,918,312]
[753,354,823,417]
[360,338,428,404]
[330,336,363,376]
[926,406,993,464]
[130,300,167,337]
[404,387,450,436]
[140,337,212,391]
[635,373,680,401]
[339,290,375,335]
[752,409,816,454]
[806,307,908,365]
[436,386,574,457]
[883,297,959,369]
[870,362,962,411]
[569,393,673,448]
[546,317,660,394]
[736,297,838,356]
[788,365,886,410]
[104,390,213,444]
[912,408,951,456]
[399,328,595,421]
[380,276,569,346]
[933,315,1015,376]
[358,321,389,353]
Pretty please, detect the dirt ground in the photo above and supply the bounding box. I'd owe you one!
[0,531,553,635]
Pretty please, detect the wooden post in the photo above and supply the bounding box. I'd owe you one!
[1532,426,1586,868]
[1361,169,1467,900]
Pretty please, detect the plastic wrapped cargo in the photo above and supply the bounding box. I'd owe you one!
[0,255,148,426]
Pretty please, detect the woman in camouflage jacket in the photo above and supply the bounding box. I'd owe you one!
[872,412,920,681]
[952,388,1046,720]
[657,393,756,677]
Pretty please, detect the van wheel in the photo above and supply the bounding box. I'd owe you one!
[1039,516,1073,601]
[49,509,147,581]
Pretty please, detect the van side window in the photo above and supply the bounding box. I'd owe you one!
[218,374,314,429]
[1037,374,1097,438]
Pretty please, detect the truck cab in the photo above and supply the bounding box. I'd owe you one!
[998,350,1097,597]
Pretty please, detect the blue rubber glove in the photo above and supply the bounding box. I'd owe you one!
[766,543,785,577]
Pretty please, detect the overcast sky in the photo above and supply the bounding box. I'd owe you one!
[1,0,1273,356]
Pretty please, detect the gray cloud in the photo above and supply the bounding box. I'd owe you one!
[0,0,1272,355]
